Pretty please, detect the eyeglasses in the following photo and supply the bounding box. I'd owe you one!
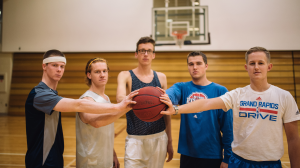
[137,49,155,54]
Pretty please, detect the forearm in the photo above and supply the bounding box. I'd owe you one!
[76,99,120,114]
[288,137,300,168]
[177,97,225,114]
[89,111,126,128]
[178,99,211,114]
[164,115,172,142]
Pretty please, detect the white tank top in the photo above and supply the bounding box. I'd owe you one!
[76,90,114,168]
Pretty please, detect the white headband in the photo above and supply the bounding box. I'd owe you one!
[43,56,67,64]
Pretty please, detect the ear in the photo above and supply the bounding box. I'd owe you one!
[152,53,156,59]
[87,72,92,79]
[134,52,138,58]
[205,63,208,70]
[42,63,47,70]
[244,64,248,71]
[267,63,273,71]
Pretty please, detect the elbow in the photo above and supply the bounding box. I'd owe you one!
[91,123,102,128]
[116,96,123,103]
[88,119,104,128]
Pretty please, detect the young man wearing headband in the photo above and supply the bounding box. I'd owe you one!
[160,47,300,168]
[25,50,138,168]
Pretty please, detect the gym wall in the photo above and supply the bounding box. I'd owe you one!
[2,0,300,52]
[9,51,300,118]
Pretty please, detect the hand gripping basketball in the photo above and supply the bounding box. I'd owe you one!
[132,86,168,122]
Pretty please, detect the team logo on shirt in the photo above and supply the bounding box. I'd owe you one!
[239,97,279,121]
[187,92,207,114]
[187,92,207,103]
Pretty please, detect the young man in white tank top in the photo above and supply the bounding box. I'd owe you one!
[160,47,300,168]
[25,50,138,168]
[76,58,125,168]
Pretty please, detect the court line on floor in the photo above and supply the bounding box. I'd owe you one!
[0,153,76,157]
[64,158,76,168]
[0,164,25,167]
[282,163,289,168]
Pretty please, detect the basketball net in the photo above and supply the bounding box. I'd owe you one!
[172,30,188,48]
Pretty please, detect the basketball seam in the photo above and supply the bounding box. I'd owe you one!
[143,105,166,121]
[134,94,161,98]
[133,103,165,110]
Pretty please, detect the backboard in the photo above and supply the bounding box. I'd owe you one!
[152,6,209,46]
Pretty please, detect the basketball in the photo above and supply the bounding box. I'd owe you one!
[132,86,167,122]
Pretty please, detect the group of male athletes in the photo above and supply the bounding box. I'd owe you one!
[25,36,300,168]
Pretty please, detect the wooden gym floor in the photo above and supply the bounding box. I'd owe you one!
[0,115,298,168]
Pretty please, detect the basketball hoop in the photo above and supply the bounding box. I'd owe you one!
[172,30,188,48]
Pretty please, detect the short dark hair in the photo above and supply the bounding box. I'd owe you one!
[136,36,155,52]
[187,51,207,64]
[245,46,270,63]
[85,58,109,87]
[43,49,65,59]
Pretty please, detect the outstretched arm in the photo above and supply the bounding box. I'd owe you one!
[54,90,138,114]
[160,94,226,115]
[78,97,130,128]
[284,121,300,168]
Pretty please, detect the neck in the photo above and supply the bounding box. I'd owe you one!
[192,76,211,86]
[42,74,58,90]
[135,65,152,75]
[249,78,270,92]
[89,84,106,96]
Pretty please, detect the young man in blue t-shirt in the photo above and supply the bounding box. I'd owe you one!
[25,49,138,168]
[161,47,300,168]
[166,51,233,168]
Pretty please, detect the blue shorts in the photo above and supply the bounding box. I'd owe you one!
[229,153,282,168]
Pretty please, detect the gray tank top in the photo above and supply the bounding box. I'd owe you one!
[76,90,114,168]
[126,70,166,135]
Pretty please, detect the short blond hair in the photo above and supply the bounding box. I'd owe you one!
[85,58,109,87]
[245,46,270,63]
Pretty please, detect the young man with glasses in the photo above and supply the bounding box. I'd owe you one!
[117,36,173,168]
[166,51,233,168]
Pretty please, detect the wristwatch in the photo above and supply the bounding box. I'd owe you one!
[173,105,179,115]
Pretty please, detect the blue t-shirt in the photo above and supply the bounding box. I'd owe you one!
[25,81,64,168]
[166,81,233,163]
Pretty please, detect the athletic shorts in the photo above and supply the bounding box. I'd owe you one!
[229,153,282,168]
[124,131,168,168]
[180,154,223,168]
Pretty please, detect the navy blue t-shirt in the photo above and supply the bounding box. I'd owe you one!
[25,81,64,168]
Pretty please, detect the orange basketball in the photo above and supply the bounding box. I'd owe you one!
[132,86,167,122]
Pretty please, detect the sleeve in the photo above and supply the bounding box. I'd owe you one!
[166,83,182,105]
[218,87,233,164]
[283,92,300,123]
[220,89,237,112]
[33,90,63,115]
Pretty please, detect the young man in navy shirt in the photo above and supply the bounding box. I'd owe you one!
[25,49,138,168]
